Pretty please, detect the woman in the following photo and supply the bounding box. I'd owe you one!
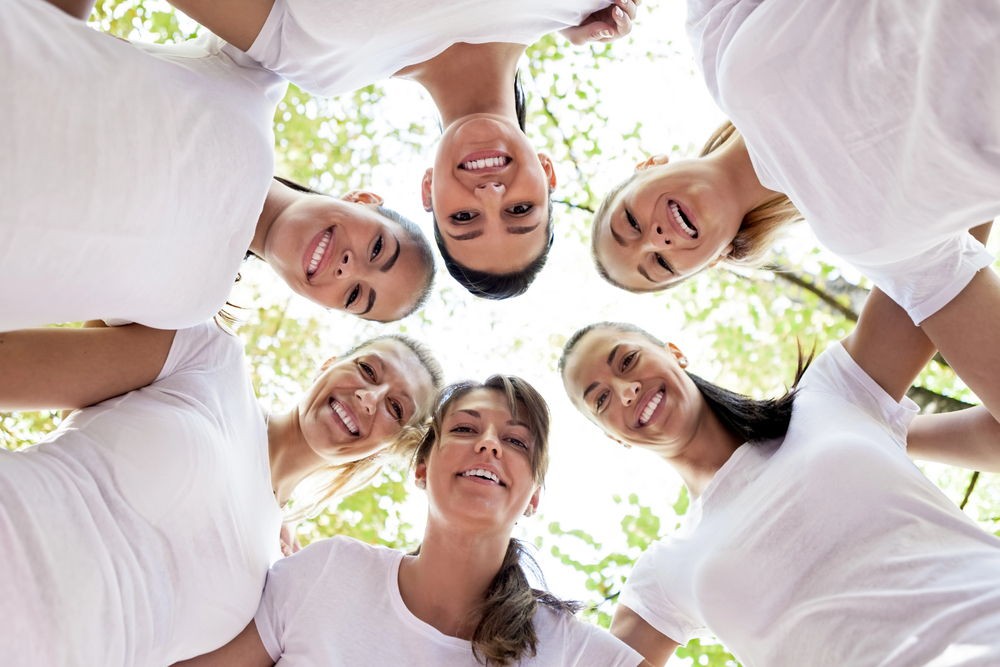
[559,288,1000,665]
[591,1,1000,420]
[0,0,433,331]
[174,375,645,666]
[158,0,640,298]
[0,320,442,665]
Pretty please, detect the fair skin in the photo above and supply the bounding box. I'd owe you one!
[172,388,546,666]
[562,279,1000,664]
[594,142,777,291]
[251,180,430,322]
[162,0,638,277]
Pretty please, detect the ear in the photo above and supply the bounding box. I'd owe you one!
[524,486,541,517]
[666,343,688,368]
[421,168,433,212]
[636,154,670,171]
[537,153,557,190]
[341,190,384,206]
[414,461,428,490]
[319,355,339,372]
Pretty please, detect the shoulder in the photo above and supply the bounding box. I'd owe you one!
[533,605,641,666]
[158,320,245,382]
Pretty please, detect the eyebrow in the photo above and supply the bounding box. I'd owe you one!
[454,408,528,428]
[638,266,657,283]
[380,235,401,272]
[446,229,483,241]
[581,344,621,400]
[509,223,540,235]
[360,289,376,316]
[610,218,626,247]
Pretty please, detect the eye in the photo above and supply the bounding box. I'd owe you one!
[388,398,404,423]
[621,351,638,372]
[505,436,529,450]
[595,389,610,412]
[506,203,533,216]
[346,284,361,308]
[450,211,478,223]
[450,425,476,434]
[655,254,673,274]
[357,361,377,382]
[625,209,640,232]
[370,235,383,262]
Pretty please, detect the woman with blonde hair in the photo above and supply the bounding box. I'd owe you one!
[175,375,645,666]
[0,320,442,665]
[591,1,1000,425]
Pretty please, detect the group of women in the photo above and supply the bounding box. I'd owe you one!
[2,0,999,665]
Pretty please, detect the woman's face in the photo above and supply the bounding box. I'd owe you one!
[417,388,540,533]
[298,339,435,465]
[562,328,702,451]
[423,114,556,274]
[593,157,742,290]
[264,194,430,322]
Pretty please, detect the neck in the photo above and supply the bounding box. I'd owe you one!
[396,42,525,127]
[655,402,743,498]
[715,134,781,214]
[266,408,325,506]
[249,179,295,258]
[397,520,512,639]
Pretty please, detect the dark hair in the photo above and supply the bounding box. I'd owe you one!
[431,72,554,300]
[560,322,813,444]
[287,334,444,521]
[412,375,579,665]
[262,176,435,318]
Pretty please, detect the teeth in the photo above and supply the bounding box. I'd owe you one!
[462,156,509,170]
[330,399,359,435]
[308,229,332,276]
[462,468,500,483]
[639,391,663,426]
[669,202,697,238]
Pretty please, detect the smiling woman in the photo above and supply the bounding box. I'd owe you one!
[172,376,643,667]
[0,322,442,665]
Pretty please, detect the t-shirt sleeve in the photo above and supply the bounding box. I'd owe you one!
[253,539,335,661]
[154,320,240,383]
[855,233,993,325]
[799,343,919,446]
[619,541,705,646]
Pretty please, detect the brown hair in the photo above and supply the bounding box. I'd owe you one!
[591,121,802,292]
[285,335,443,521]
[412,375,579,666]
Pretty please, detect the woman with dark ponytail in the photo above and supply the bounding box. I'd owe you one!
[176,375,643,666]
[559,289,1000,666]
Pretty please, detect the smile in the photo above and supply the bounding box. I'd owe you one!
[458,151,512,172]
[329,398,359,436]
[459,468,505,486]
[669,201,698,238]
[305,227,334,280]
[637,390,664,426]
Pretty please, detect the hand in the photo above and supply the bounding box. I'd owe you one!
[560,0,640,45]
[279,522,301,557]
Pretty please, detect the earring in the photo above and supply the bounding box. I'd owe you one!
[523,506,535,517]
[678,356,688,368]
[415,478,426,489]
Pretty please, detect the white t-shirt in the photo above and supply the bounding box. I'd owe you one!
[687,0,998,323]
[244,0,609,96]
[0,322,282,666]
[621,343,1000,666]
[0,0,286,331]
[254,536,642,666]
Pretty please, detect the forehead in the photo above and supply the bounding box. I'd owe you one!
[354,340,432,392]
[445,387,513,419]
[564,329,654,386]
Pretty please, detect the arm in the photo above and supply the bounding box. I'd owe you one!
[611,605,678,667]
[172,620,274,667]
[561,0,639,45]
[908,406,1000,472]
[166,0,274,51]
[0,324,175,411]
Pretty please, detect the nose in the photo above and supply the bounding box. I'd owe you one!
[647,222,671,247]
[355,384,388,416]
[475,425,503,458]
[335,249,355,278]
[473,182,506,201]
[614,379,641,407]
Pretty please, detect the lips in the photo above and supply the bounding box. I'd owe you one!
[668,200,698,239]
[328,398,360,437]
[635,387,665,427]
[458,150,512,173]
[304,226,335,282]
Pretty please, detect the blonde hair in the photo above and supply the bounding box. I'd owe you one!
[591,121,802,291]
[284,336,443,521]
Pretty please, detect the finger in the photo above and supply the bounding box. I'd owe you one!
[616,0,637,21]
[612,6,632,35]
